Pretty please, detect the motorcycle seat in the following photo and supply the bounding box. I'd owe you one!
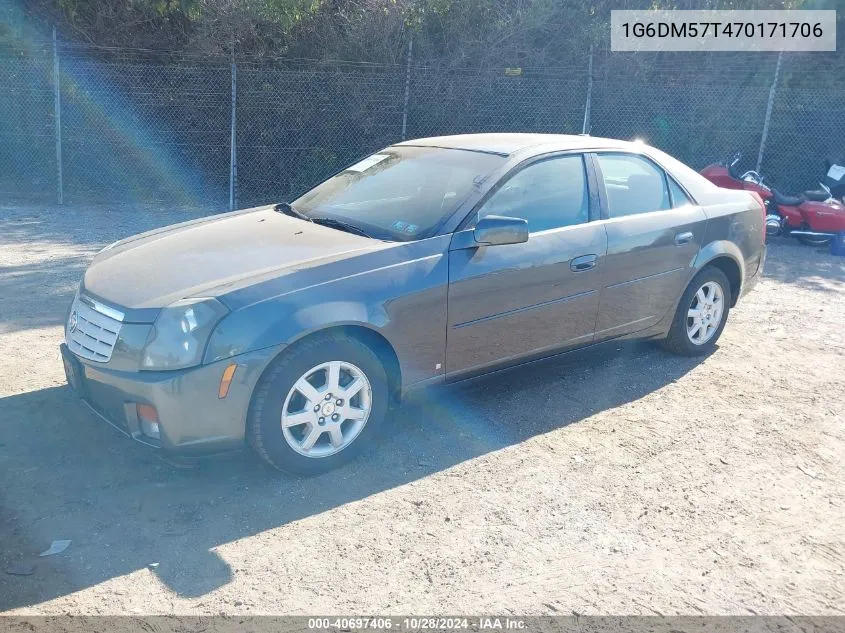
[803,189,829,202]
[772,189,804,206]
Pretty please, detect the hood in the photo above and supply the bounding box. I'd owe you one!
[83,206,378,314]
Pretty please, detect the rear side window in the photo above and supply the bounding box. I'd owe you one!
[477,154,589,232]
[668,177,693,207]
[595,153,671,218]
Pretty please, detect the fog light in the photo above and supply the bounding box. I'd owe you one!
[137,404,161,439]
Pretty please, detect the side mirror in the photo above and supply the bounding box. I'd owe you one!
[473,215,529,246]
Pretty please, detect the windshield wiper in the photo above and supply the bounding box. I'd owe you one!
[311,217,375,239]
[276,204,375,239]
[275,202,312,222]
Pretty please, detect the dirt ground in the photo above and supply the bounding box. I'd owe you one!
[0,203,843,616]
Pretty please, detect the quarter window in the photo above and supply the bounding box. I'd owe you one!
[595,153,671,218]
[668,177,693,207]
[476,155,590,232]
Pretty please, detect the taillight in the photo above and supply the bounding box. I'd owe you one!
[750,192,766,242]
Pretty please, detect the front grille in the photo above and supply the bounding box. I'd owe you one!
[66,295,124,362]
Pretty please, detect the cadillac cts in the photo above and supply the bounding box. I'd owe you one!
[61,134,766,474]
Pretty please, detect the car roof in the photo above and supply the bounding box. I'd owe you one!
[394,132,722,205]
[395,133,638,156]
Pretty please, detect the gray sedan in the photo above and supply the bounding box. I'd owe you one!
[61,134,766,473]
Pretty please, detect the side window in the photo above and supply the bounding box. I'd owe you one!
[667,177,693,207]
[477,155,589,233]
[595,153,671,218]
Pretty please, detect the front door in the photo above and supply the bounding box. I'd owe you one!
[446,153,608,378]
[590,152,707,340]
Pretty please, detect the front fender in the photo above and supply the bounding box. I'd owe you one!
[203,237,451,388]
[205,298,390,364]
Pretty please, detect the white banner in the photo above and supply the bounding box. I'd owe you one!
[611,10,836,52]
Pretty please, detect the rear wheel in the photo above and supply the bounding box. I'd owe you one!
[247,334,389,475]
[661,267,731,357]
[796,233,832,247]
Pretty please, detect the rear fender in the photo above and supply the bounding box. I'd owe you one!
[694,240,744,273]
[799,201,845,233]
[778,204,803,227]
[692,240,745,302]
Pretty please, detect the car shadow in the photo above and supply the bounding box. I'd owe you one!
[0,340,706,609]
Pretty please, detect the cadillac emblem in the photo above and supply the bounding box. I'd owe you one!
[68,310,78,334]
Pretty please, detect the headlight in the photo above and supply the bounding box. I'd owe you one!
[140,298,229,370]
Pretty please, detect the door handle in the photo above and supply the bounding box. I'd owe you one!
[570,254,598,272]
[675,231,694,245]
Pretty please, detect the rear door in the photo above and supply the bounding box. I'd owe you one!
[590,152,707,340]
[446,153,607,378]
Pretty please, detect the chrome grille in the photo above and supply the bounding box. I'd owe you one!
[66,295,124,362]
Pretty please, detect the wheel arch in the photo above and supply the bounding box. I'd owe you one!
[693,241,745,306]
[704,256,742,306]
[250,323,403,410]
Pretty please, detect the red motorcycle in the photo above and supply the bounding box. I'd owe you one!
[701,151,845,247]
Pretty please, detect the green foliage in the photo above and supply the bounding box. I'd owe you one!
[264,0,323,25]
[22,0,845,67]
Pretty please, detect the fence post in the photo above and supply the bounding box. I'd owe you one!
[52,26,63,205]
[581,46,593,135]
[401,35,413,141]
[229,45,238,211]
[756,51,783,174]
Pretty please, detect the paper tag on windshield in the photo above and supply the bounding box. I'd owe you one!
[827,164,845,180]
[346,154,390,173]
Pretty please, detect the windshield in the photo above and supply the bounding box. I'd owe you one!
[291,146,505,241]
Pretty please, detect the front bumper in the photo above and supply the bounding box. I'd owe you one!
[60,343,282,456]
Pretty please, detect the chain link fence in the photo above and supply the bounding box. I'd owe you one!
[236,61,407,207]
[0,45,56,204]
[407,67,588,140]
[589,62,772,178]
[1,43,843,209]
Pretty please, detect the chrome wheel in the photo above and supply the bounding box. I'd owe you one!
[281,361,372,458]
[686,281,724,345]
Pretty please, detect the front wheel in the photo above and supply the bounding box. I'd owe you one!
[661,267,731,357]
[247,334,390,475]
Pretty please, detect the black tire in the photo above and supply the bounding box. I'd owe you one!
[796,234,832,247]
[247,333,390,475]
[661,266,731,357]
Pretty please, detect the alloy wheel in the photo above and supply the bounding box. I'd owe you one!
[281,361,372,458]
[686,281,724,345]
